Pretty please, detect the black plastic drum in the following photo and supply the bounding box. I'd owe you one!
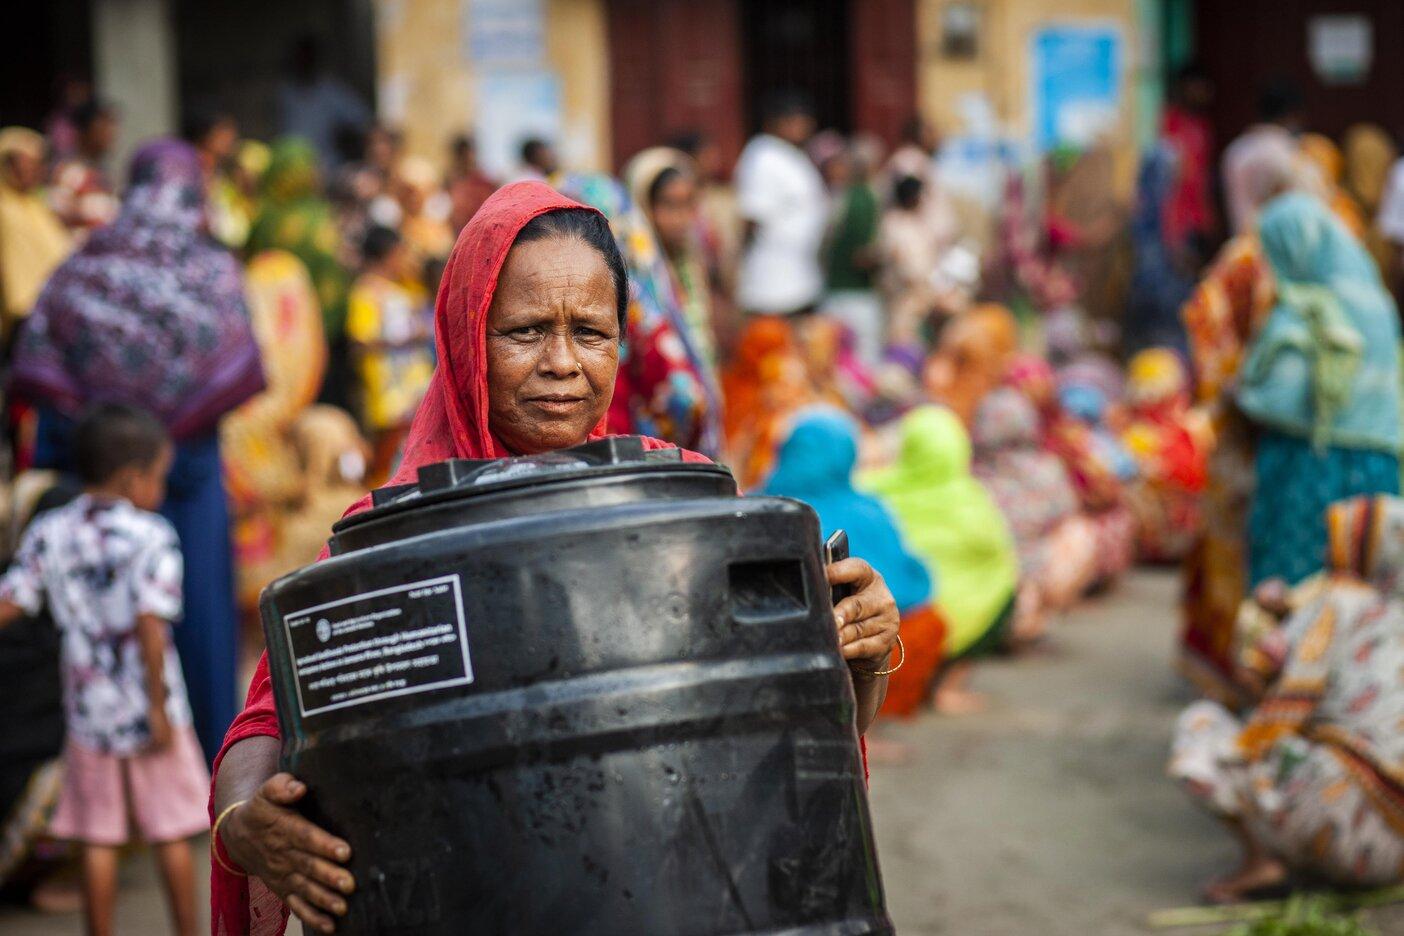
[260,437,890,934]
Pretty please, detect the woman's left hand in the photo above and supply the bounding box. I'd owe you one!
[827,558,900,671]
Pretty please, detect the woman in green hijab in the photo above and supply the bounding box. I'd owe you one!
[860,405,1020,710]
[247,138,349,342]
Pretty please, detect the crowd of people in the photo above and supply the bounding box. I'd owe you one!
[5,61,1404,930]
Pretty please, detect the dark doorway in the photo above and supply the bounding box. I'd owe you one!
[607,0,746,172]
[741,0,852,135]
[174,0,377,141]
[1195,0,1404,151]
[0,0,93,131]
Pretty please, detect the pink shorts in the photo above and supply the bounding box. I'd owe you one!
[49,726,211,846]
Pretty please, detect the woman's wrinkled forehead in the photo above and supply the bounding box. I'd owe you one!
[491,236,617,318]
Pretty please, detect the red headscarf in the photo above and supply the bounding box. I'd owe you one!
[210,182,705,936]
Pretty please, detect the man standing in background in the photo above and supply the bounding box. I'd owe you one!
[734,91,827,317]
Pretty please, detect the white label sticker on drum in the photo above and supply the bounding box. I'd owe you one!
[281,575,473,718]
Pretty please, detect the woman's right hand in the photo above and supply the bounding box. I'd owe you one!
[221,772,355,934]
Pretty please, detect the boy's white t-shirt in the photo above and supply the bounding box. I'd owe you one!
[734,133,829,314]
[1,494,190,756]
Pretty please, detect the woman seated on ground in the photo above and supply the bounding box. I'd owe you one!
[1171,495,1404,903]
[762,406,943,719]
[861,405,1021,713]
[925,303,1021,427]
[971,386,1098,631]
[1007,354,1137,588]
[208,182,902,936]
[1121,348,1208,563]
[1238,193,1401,590]
[721,315,822,490]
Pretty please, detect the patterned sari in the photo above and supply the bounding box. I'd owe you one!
[1171,496,1404,886]
[1178,234,1275,702]
[1006,354,1137,583]
[556,173,720,458]
[1122,349,1208,562]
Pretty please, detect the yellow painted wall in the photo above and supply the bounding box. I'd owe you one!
[374,0,475,168]
[372,0,610,172]
[545,0,611,172]
[916,0,1143,191]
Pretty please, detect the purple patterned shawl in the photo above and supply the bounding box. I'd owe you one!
[11,139,264,438]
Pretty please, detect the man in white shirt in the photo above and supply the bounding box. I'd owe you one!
[734,92,828,315]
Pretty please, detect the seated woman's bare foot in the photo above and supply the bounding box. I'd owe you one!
[1006,586,1047,648]
[1202,855,1289,904]
[934,685,987,715]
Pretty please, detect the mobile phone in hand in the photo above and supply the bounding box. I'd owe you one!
[825,529,853,609]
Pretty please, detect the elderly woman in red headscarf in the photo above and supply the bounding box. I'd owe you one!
[207,183,901,936]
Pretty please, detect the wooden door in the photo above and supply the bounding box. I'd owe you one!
[607,0,745,172]
[1195,0,1404,149]
[850,0,917,147]
[741,0,851,134]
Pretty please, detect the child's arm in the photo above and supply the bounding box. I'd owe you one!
[136,613,173,750]
[131,520,183,752]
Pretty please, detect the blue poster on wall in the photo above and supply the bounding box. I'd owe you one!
[1030,24,1123,152]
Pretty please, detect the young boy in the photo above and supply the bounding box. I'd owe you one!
[0,404,207,936]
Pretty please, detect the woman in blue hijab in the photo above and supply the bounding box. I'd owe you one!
[762,407,943,716]
[1238,193,1401,586]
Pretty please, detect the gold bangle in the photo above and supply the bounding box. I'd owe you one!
[872,635,904,677]
[212,799,249,878]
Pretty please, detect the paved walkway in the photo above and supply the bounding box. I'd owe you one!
[5,569,1401,934]
[869,569,1404,934]
[869,569,1232,934]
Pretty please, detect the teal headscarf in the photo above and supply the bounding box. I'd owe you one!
[1238,193,1401,453]
[762,407,933,613]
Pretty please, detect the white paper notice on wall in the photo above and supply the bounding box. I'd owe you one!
[378,73,409,126]
[1308,15,1373,86]
[475,70,563,179]
[464,0,546,69]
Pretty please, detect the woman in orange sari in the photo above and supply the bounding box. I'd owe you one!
[1178,218,1277,703]
[924,302,1021,426]
[721,317,823,490]
[1299,133,1367,240]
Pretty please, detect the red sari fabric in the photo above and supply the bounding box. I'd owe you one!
[210,182,708,936]
[878,604,947,718]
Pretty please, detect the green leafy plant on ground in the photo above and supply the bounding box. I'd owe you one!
[1223,895,1374,936]
[1150,886,1404,931]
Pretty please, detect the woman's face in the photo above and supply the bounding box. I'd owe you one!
[650,174,698,257]
[486,234,621,454]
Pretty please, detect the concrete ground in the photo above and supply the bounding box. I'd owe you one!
[868,568,1233,935]
[868,569,1404,935]
[4,569,1401,934]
